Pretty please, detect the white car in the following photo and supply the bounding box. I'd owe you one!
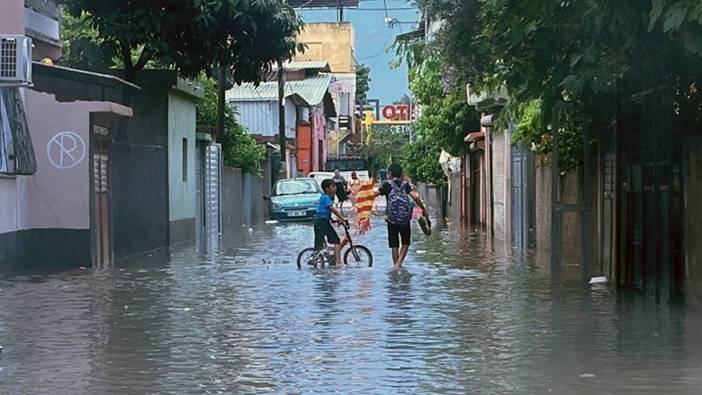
[308,171,371,187]
[308,171,334,187]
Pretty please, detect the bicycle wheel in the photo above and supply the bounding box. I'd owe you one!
[297,248,319,269]
[344,245,373,267]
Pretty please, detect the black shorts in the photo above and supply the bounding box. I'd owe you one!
[387,222,411,248]
[335,183,348,201]
[314,219,341,250]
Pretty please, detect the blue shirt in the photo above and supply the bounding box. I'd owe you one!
[315,194,334,220]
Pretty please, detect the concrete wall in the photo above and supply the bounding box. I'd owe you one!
[168,91,197,222]
[0,89,130,268]
[167,91,197,244]
[294,23,355,74]
[535,159,583,279]
[0,177,18,234]
[112,79,169,259]
[222,167,243,230]
[416,182,446,219]
[447,172,462,225]
[222,167,266,230]
[685,133,702,304]
[0,0,24,34]
[21,90,92,230]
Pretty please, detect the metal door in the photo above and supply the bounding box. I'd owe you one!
[92,124,111,268]
[602,153,616,280]
[620,88,682,302]
[511,145,528,249]
[204,144,222,237]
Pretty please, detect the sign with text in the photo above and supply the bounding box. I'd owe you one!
[381,104,414,121]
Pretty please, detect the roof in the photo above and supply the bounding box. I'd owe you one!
[227,74,333,108]
[396,28,425,42]
[464,131,485,142]
[274,61,331,72]
[31,62,139,104]
[33,62,140,90]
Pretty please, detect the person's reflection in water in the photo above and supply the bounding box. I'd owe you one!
[312,269,342,342]
[385,268,414,333]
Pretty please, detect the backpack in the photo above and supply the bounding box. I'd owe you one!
[386,181,413,225]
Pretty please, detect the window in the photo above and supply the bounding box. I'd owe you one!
[0,87,36,175]
[182,137,188,182]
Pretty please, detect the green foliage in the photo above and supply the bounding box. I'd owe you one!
[361,126,408,175]
[414,0,702,171]
[402,136,445,186]
[197,79,264,174]
[388,52,479,184]
[65,0,304,82]
[649,0,702,56]
[409,56,479,156]
[60,9,116,72]
[355,63,371,105]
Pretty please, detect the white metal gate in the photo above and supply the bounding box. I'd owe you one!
[204,144,222,236]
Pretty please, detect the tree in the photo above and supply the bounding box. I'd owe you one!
[197,79,264,174]
[355,63,371,105]
[391,49,479,184]
[414,0,702,170]
[361,125,408,175]
[403,136,445,186]
[64,0,304,82]
[60,8,116,73]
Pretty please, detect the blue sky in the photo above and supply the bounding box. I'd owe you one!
[300,0,419,105]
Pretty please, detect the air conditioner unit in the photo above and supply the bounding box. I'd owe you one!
[0,35,32,87]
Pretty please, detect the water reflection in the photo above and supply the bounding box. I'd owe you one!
[0,216,701,394]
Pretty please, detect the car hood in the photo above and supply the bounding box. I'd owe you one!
[271,193,321,207]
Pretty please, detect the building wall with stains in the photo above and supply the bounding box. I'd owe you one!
[294,23,355,74]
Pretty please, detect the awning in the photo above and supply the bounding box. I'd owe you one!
[464,131,485,142]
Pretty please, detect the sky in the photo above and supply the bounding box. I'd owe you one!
[300,0,419,105]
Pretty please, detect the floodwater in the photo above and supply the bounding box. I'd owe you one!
[1,215,701,394]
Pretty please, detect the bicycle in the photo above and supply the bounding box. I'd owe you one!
[296,220,373,269]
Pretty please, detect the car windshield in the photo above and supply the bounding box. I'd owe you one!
[275,179,319,196]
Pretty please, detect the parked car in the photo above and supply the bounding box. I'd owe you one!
[264,178,322,221]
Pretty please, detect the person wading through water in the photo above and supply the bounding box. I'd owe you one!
[374,163,428,268]
[332,168,348,210]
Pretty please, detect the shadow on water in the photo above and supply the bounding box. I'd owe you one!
[0,216,701,393]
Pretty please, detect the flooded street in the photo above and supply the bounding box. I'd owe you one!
[1,216,701,394]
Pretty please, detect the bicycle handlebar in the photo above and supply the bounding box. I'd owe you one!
[332,219,350,228]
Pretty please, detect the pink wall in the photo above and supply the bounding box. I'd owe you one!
[16,90,131,231]
[0,0,24,34]
[310,108,327,171]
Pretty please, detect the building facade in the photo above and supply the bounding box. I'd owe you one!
[227,64,336,177]
[293,22,357,158]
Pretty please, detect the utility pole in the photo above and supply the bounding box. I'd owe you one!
[277,58,287,178]
[216,65,226,140]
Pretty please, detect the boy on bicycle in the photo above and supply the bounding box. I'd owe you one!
[315,179,349,265]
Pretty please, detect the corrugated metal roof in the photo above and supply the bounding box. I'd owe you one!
[226,74,333,107]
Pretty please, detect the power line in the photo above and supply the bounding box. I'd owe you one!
[301,7,415,11]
